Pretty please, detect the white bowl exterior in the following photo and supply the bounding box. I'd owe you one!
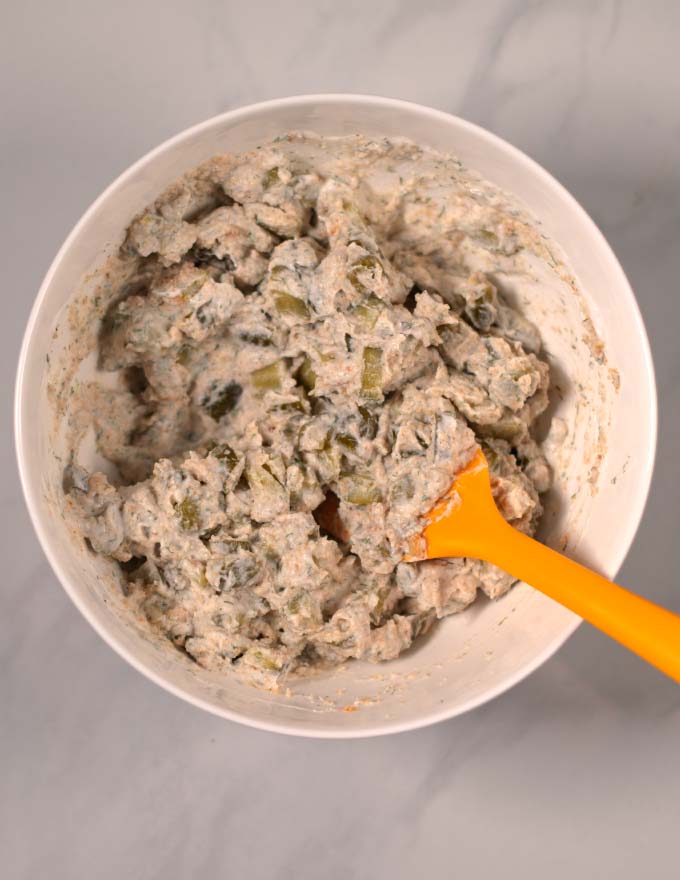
[15,96,656,737]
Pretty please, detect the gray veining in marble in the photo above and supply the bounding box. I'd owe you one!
[2,2,680,878]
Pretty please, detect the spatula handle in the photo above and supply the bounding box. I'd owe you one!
[486,521,680,683]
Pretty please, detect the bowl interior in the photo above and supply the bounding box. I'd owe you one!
[16,96,655,736]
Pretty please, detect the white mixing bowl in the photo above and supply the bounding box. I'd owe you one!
[15,95,656,737]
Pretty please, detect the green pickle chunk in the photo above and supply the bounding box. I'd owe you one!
[348,255,383,295]
[176,498,200,531]
[296,357,317,391]
[346,473,382,505]
[360,346,383,400]
[353,294,384,329]
[251,361,283,392]
[335,433,357,451]
[273,291,310,319]
[263,166,280,188]
[244,647,283,672]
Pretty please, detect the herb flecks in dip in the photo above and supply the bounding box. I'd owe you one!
[66,134,552,686]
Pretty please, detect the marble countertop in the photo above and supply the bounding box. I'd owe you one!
[2,2,679,877]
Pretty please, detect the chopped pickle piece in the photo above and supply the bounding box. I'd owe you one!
[243,647,283,671]
[481,442,500,471]
[316,434,341,477]
[369,587,390,625]
[390,474,415,502]
[176,498,199,531]
[353,294,384,329]
[346,473,382,505]
[335,433,357,450]
[273,290,310,319]
[477,229,498,246]
[295,356,317,391]
[287,593,322,626]
[182,275,208,298]
[479,415,524,441]
[288,595,303,614]
[348,255,383,295]
[247,463,282,492]
[353,254,382,271]
[263,167,280,188]
[221,556,259,590]
[360,347,383,400]
[251,361,283,391]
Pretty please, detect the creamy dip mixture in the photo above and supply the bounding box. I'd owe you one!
[66,134,553,685]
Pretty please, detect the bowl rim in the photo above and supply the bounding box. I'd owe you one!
[14,93,658,738]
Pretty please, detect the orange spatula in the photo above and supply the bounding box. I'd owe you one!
[408,449,680,682]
